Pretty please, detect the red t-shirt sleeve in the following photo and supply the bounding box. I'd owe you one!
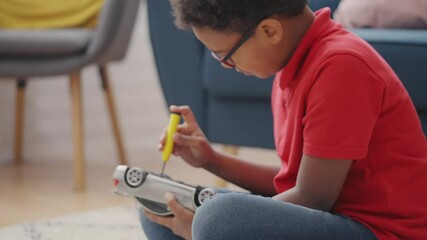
[303,53,385,160]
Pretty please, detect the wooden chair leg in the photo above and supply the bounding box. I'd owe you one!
[215,145,239,188]
[14,79,27,164]
[98,65,128,165]
[70,72,85,191]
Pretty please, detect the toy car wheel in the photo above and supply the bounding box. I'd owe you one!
[125,167,146,187]
[198,188,216,205]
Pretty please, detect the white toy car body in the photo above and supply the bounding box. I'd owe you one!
[112,165,216,216]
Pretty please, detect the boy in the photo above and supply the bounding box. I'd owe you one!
[141,0,427,239]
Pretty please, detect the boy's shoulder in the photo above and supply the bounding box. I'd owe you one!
[300,25,393,87]
[308,26,381,72]
[301,9,376,68]
[317,28,370,59]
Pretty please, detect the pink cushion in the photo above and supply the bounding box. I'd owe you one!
[333,0,427,29]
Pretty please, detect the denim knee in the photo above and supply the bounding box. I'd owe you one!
[192,193,378,240]
[192,192,247,240]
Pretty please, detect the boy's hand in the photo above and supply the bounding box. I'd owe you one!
[159,105,215,168]
[144,193,194,240]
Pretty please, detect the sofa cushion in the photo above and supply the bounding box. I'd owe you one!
[334,0,427,29]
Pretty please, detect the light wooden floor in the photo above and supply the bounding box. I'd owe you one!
[0,160,132,226]
[0,142,278,227]
[0,150,215,226]
[0,2,280,227]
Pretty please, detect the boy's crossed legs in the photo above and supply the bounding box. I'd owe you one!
[140,192,377,240]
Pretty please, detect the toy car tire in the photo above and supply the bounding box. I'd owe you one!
[125,167,146,187]
[197,188,216,205]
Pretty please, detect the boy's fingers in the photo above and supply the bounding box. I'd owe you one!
[164,193,186,215]
[159,127,167,144]
[174,133,200,148]
[158,128,167,151]
[170,105,198,126]
[144,210,172,228]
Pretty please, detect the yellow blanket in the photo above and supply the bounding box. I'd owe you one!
[0,0,104,29]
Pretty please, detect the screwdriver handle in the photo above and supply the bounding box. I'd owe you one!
[162,112,181,161]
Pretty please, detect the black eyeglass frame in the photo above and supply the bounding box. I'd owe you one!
[211,18,264,68]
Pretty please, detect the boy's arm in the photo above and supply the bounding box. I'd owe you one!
[204,151,279,197]
[273,155,353,211]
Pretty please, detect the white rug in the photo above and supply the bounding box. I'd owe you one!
[0,206,147,240]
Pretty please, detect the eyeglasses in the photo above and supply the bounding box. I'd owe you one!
[211,19,262,68]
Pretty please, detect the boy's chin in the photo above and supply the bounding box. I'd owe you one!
[254,73,274,79]
[242,70,274,79]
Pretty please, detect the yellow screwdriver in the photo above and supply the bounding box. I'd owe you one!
[160,112,181,177]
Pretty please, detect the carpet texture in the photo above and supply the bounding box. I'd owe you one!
[0,205,147,240]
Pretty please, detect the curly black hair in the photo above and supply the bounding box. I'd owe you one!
[170,0,308,33]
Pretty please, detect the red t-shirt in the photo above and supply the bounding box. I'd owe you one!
[272,8,427,239]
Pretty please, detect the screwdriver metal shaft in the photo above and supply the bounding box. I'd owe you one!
[160,161,167,177]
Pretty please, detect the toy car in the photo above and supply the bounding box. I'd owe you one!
[112,165,216,216]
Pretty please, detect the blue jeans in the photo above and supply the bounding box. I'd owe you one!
[139,192,377,240]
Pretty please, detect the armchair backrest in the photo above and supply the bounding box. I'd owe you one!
[89,0,141,64]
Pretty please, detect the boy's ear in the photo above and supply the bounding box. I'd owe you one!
[259,18,283,44]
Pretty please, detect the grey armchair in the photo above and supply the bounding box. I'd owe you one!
[0,0,141,190]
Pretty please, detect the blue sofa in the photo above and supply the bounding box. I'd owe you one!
[147,0,427,150]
